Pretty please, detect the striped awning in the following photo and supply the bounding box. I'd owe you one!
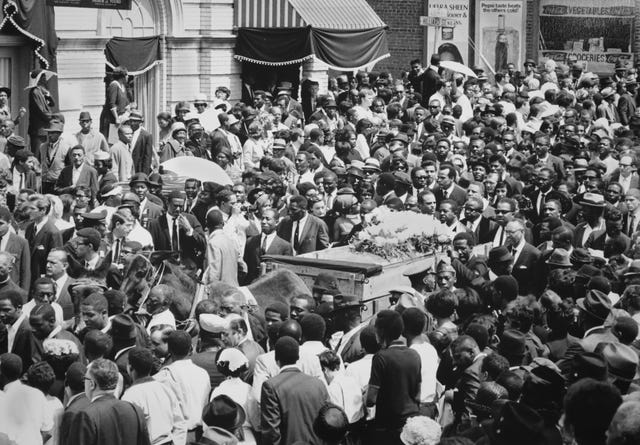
[235,0,386,30]
[235,0,305,28]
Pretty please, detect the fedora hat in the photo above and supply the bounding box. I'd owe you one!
[110,314,137,340]
[202,394,245,431]
[570,248,593,266]
[498,329,527,359]
[313,272,341,296]
[579,192,606,208]
[545,248,572,267]
[576,289,612,321]
[78,111,92,121]
[488,246,513,264]
[490,402,545,445]
[545,190,573,215]
[128,110,144,121]
[571,351,608,383]
[129,172,151,187]
[623,260,640,277]
[595,342,639,382]
[46,122,64,133]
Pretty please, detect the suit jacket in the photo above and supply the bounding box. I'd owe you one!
[452,256,489,288]
[97,171,118,196]
[26,219,63,284]
[585,230,630,257]
[261,367,329,445]
[276,214,330,255]
[148,212,206,269]
[435,184,468,207]
[623,212,640,237]
[420,67,441,105]
[55,274,75,320]
[55,163,99,201]
[66,394,150,445]
[0,316,34,369]
[461,216,498,245]
[453,355,483,421]
[4,232,31,295]
[238,338,265,384]
[141,199,164,222]
[557,327,619,377]
[60,394,90,444]
[204,229,239,286]
[618,92,637,125]
[528,154,566,180]
[131,128,153,174]
[243,234,293,284]
[511,243,541,295]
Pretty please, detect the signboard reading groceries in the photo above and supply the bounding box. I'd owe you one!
[538,0,634,73]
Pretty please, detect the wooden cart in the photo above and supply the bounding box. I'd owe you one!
[263,246,437,314]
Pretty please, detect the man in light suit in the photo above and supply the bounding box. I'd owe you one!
[25,196,63,284]
[148,190,206,271]
[505,219,541,295]
[127,111,154,175]
[244,208,293,284]
[203,208,238,286]
[55,145,99,203]
[0,207,30,294]
[277,195,330,255]
[261,336,328,445]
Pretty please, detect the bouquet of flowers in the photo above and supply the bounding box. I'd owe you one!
[43,339,80,380]
[350,208,451,260]
[400,416,442,445]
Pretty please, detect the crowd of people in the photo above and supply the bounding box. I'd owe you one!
[3,52,640,445]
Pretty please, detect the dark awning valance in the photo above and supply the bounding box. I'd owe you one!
[105,36,162,75]
[1,0,58,69]
[311,27,390,71]
[235,27,313,66]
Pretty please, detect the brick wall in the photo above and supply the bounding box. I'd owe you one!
[366,0,424,77]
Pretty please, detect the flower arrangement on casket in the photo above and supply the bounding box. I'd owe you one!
[349,208,451,260]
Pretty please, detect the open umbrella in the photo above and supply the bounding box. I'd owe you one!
[440,60,477,78]
[161,157,233,186]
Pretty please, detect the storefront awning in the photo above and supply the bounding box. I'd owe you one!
[234,0,389,71]
[105,36,162,76]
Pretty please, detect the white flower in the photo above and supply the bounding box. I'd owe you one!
[400,416,442,445]
[43,339,79,356]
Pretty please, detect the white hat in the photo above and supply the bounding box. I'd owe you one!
[199,314,229,334]
[194,93,208,104]
[216,348,249,372]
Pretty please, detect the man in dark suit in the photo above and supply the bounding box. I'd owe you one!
[450,232,489,288]
[460,196,498,244]
[451,336,484,423]
[45,249,75,321]
[0,207,30,294]
[128,111,153,175]
[435,162,467,207]
[55,144,99,202]
[277,195,330,255]
[528,133,566,180]
[130,173,164,223]
[60,363,90,442]
[0,290,34,368]
[148,190,206,270]
[585,209,630,257]
[244,208,293,284]
[505,219,541,295]
[527,167,556,224]
[261,336,328,445]
[420,54,441,104]
[25,196,63,284]
[375,172,398,206]
[67,358,150,445]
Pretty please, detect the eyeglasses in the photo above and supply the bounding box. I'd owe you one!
[495,209,511,214]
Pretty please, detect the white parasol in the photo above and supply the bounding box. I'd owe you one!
[439,61,477,78]
[25,70,57,89]
[161,157,233,186]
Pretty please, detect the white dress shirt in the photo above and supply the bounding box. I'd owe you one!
[7,312,26,352]
[22,300,64,327]
[291,213,309,252]
[261,232,277,253]
[345,354,375,420]
[147,308,177,334]
[53,273,69,302]
[123,377,187,445]
[411,342,439,403]
[154,359,211,430]
[327,372,365,424]
[71,164,83,186]
[0,380,53,445]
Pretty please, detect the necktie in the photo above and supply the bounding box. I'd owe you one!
[630,214,636,237]
[261,235,267,256]
[499,228,504,246]
[113,238,121,263]
[171,217,179,251]
[293,222,300,253]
